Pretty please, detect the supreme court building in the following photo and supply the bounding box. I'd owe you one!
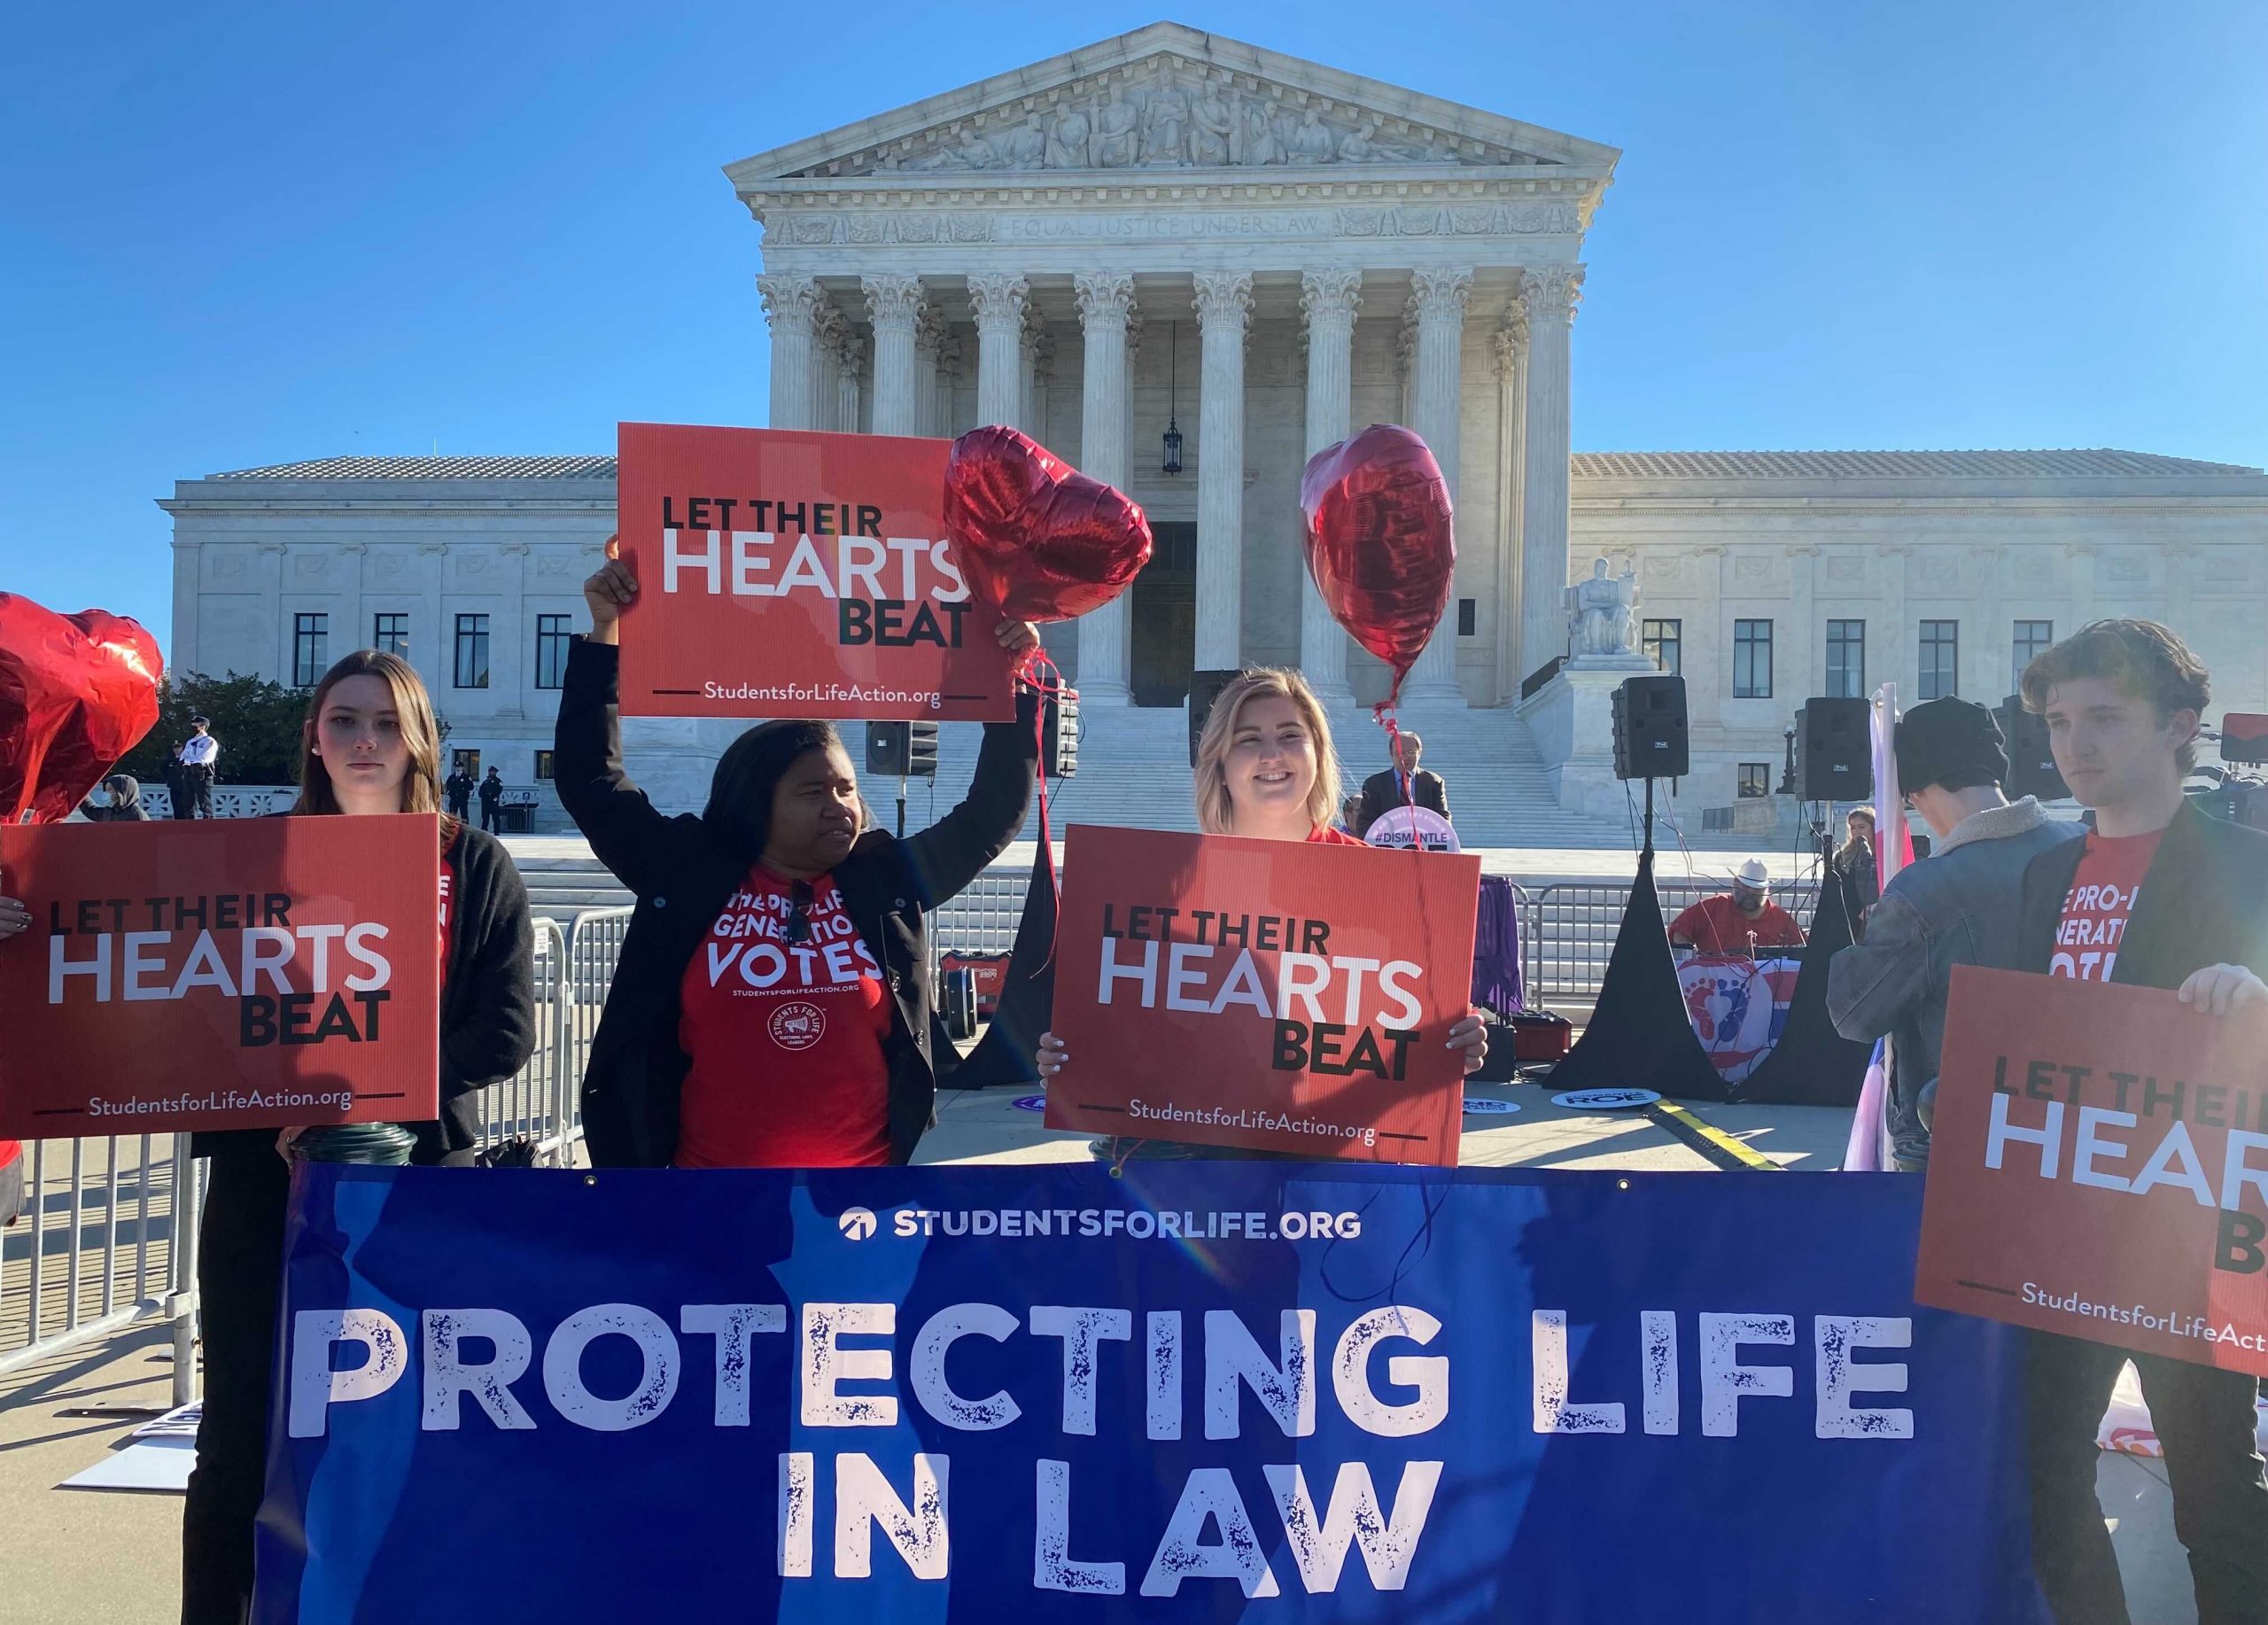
[734,21,1603,712]
[162,24,2268,834]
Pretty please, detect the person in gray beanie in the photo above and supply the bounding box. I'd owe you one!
[1826,696,2081,1170]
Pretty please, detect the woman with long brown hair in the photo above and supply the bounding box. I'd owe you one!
[1037,667,1485,1156]
[180,649,536,1622]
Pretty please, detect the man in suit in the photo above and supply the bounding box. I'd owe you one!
[2006,620,2268,1623]
[1355,732,1449,836]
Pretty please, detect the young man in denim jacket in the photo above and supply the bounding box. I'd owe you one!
[1825,696,2082,1171]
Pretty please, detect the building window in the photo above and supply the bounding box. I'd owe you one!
[2013,619,2054,684]
[1733,619,1774,699]
[533,750,555,782]
[292,613,329,688]
[1643,618,1682,676]
[1826,619,1867,699]
[1737,763,1772,799]
[1920,619,1959,700]
[535,614,571,690]
[454,613,490,689]
[371,612,408,658]
[1456,598,1476,637]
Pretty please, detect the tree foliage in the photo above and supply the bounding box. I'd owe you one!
[115,671,311,787]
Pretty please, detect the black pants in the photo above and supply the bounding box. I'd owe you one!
[479,801,501,832]
[175,766,214,819]
[181,1149,291,1625]
[447,794,470,820]
[2028,1329,2268,1624]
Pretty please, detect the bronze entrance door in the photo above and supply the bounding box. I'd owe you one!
[1129,521,1196,707]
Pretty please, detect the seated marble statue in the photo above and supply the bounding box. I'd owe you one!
[1565,557,1639,658]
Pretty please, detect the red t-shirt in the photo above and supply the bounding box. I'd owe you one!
[2051,829,2162,983]
[1308,825,1367,846]
[675,866,893,1170]
[1668,894,1806,954]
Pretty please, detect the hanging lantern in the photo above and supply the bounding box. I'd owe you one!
[1161,321,1184,474]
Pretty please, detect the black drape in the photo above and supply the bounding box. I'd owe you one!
[1545,846,1733,1103]
[1733,867,1872,1106]
[941,846,1059,1088]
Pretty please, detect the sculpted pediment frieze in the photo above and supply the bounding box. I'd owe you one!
[781,53,1560,180]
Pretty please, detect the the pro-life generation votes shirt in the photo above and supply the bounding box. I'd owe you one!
[2049,828,2163,983]
[674,865,892,1170]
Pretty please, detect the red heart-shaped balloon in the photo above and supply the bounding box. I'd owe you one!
[0,595,164,825]
[1299,424,1456,705]
[943,426,1153,623]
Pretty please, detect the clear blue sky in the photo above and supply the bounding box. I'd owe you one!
[5,0,2263,661]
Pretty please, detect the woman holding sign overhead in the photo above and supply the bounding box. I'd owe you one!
[1036,667,1486,1152]
[559,549,1039,1170]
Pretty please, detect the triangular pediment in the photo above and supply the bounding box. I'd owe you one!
[726,22,1619,186]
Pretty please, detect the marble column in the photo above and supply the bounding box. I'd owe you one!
[1494,311,1529,702]
[1518,265,1584,688]
[1019,303,1050,432]
[1402,266,1474,704]
[967,274,1028,429]
[757,274,819,431]
[914,306,945,438]
[1298,268,1362,706]
[835,327,865,433]
[862,274,923,438]
[1787,545,1819,697]
[810,304,847,432]
[1192,270,1253,673]
[1073,271,1137,704]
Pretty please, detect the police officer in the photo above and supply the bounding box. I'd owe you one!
[173,715,220,819]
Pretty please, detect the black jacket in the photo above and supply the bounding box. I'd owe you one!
[1357,766,1449,834]
[2016,799,2268,991]
[195,819,538,1168]
[478,775,503,806]
[554,637,1037,1168]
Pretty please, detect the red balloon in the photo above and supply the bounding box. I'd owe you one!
[0,595,164,825]
[943,426,1153,624]
[1300,424,1456,706]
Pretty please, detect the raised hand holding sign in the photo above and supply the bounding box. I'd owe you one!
[1298,424,1456,708]
[0,594,164,825]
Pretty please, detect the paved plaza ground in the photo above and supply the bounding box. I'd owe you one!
[0,1087,2197,1623]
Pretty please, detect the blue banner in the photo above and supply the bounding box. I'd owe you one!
[257,1163,2046,1623]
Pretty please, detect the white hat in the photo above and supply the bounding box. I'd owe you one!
[1734,859,1772,889]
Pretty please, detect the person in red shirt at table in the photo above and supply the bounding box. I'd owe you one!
[1035,667,1486,1149]
[559,549,1041,1170]
[2007,619,2268,1625]
[1667,859,1807,956]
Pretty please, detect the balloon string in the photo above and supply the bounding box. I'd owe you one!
[1372,696,1464,1071]
[1013,647,1072,974]
[1371,701,1424,845]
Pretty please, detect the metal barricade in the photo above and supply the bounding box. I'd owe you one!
[0,1131,204,1403]
[478,917,575,1163]
[930,867,1035,957]
[1501,879,1534,1012]
[555,906,633,1154]
[1527,875,1822,1006]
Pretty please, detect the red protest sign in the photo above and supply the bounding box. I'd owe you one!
[1046,824,1480,1164]
[0,816,442,1137]
[614,423,1013,721]
[1916,966,2268,1373]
